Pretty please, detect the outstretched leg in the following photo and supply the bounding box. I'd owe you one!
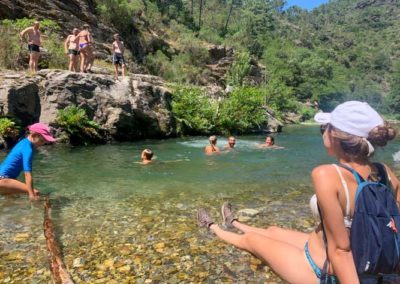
[210,224,317,284]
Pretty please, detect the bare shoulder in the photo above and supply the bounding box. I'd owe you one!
[311,164,336,179]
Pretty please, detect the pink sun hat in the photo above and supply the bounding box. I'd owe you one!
[28,123,56,142]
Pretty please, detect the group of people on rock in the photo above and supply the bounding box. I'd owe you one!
[19,20,126,80]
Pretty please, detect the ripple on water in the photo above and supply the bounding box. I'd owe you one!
[1,126,400,282]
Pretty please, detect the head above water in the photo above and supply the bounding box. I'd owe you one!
[265,136,275,145]
[209,135,217,145]
[228,136,236,147]
[141,149,154,160]
[314,101,396,158]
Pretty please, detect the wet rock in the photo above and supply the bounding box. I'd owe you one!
[237,208,260,217]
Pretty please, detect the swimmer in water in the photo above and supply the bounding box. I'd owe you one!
[223,136,236,150]
[204,135,220,154]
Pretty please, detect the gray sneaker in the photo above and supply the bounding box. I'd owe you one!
[221,202,237,229]
[197,208,214,229]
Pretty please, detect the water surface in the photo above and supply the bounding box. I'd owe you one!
[1,125,399,283]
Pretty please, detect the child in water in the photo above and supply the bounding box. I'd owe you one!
[140,149,153,165]
[0,123,55,200]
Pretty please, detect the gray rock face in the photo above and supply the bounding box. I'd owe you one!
[0,70,175,141]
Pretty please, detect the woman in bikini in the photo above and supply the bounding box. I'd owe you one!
[77,24,93,73]
[64,28,80,72]
[204,135,220,154]
[197,101,399,283]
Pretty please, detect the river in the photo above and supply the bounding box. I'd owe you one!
[1,125,399,283]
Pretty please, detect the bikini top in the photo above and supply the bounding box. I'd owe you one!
[310,163,392,228]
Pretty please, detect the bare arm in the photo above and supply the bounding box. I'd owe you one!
[20,27,32,39]
[312,165,359,284]
[64,35,71,52]
[24,172,36,199]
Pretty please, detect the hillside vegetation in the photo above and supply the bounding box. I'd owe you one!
[1,0,399,135]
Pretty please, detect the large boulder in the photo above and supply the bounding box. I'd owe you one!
[0,70,175,141]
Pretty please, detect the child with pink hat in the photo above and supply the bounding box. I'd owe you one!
[0,122,55,199]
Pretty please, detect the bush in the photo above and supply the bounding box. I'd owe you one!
[56,106,105,145]
[226,51,251,87]
[171,86,217,134]
[217,87,267,134]
[0,117,21,149]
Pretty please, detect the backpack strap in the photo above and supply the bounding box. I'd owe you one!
[373,162,390,187]
[332,164,351,220]
[337,163,365,185]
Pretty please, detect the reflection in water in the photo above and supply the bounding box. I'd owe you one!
[1,125,400,282]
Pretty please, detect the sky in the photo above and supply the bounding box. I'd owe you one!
[285,0,330,10]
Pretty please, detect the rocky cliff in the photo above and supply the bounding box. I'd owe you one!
[0,70,175,141]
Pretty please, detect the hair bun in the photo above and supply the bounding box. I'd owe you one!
[368,122,397,147]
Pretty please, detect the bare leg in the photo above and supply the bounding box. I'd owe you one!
[232,222,309,249]
[68,54,74,71]
[209,224,318,284]
[122,64,126,77]
[0,179,30,195]
[32,52,40,72]
[80,50,87,72]
[29,53,34,73]
[114,64,119,80]
[73,54,79,72]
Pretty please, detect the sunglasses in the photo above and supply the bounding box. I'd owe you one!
[320,124,328,135]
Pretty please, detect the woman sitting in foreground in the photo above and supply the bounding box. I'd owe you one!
[197,101,399,284]
[0,123,55,200]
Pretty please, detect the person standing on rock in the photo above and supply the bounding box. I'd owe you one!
[112,33,126,81]
[20,21,42,73]
[64,28,80,72]
[0,123,55,200]
[77,24,93,73]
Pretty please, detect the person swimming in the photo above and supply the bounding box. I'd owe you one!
[204,135,220,154]
[257,136,283,149]
[223,136,236,150]
[140,149,154,165]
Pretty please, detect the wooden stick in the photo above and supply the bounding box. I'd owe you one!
[43,196,74,284]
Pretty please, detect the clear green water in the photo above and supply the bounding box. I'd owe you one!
[1,125,399,283]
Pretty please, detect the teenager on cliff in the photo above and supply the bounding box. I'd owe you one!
[20,21,42,73]
[64,28,80,72]
[112,33,126,81]
[197,101,399,283]
[0,123,55,200]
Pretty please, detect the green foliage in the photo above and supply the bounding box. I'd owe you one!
[385,61,400,116]
[56,106,103,145]
[0,117,19,137]
[217,87,267,134]
[171,86,217,134]
[226,51,251,87]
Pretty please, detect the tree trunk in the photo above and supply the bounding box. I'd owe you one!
[223,0,234,35]
[198,0,203,29]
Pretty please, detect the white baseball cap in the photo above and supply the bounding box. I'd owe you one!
[314,101,384,138]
